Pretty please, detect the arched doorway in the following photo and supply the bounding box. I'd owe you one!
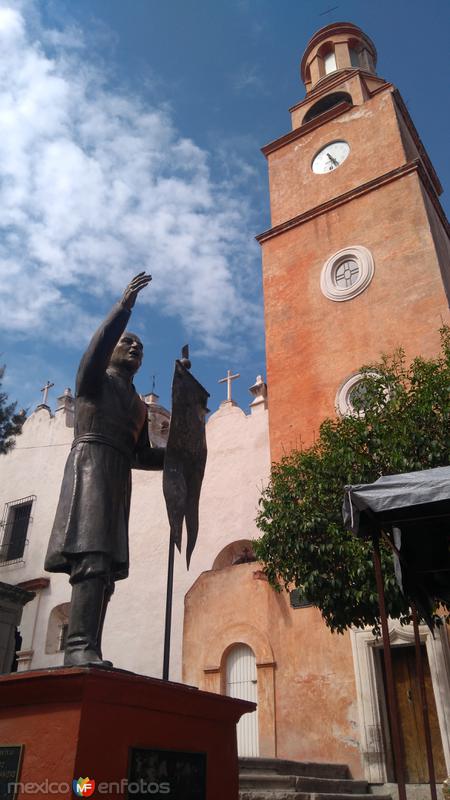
[226,644,259,756]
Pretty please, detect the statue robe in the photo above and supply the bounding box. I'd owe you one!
[45,302,164,581]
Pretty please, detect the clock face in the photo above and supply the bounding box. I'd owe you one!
[312,141,350,174]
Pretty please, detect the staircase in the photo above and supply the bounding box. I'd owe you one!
[239,757,393,800]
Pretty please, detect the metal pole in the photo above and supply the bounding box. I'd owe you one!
[372,535,408,800]
[411,604,438,800]
[162,537,175,680]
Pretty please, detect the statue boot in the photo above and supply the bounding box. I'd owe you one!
[96,580,114,666]
[64,578,113,668]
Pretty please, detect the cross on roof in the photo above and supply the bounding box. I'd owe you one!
[218,369,240,403]
[40,381,54,406]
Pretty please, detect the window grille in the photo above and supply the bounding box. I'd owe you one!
[334,259,360,288]
[58,623,69,652]
[0,495,36,565]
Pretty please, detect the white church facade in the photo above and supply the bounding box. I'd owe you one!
[0,378,270,681]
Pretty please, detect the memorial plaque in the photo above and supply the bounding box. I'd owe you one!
[128,747,206,800]
[0,746,23,800]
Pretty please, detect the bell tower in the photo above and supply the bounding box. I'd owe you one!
[258,22,450,460]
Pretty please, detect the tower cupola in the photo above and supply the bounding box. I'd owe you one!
[301,22,377,92]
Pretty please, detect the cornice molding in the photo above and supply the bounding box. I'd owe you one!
[290,69,388,113]
[17,577,50,592]
[261,101,352,158]
[256,159,449,244]
[264,77,393,159]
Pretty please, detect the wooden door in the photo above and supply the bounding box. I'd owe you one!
[226,644,259,757]
[382,645,446,782]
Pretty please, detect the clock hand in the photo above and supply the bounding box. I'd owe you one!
[326,152,339,167]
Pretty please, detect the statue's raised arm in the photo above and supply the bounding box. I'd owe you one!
[121,272,152,311]
[76,273,152,397]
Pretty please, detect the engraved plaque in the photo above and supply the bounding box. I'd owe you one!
[128,747,206,799]
[0,746,23,800]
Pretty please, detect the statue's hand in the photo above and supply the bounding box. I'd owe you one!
[121,272,152,310]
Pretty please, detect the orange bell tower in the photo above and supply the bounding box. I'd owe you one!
[258,22,450,460]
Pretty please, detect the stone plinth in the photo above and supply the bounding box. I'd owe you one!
[0,583,35,674]
[0,667,254,799]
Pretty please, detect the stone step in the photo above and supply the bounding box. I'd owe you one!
[240,795,393,800]
[240,774,369,794]
[239,758,350,780]
[296,778,369,794]
[240,794,308,800]
[240,775,297,791]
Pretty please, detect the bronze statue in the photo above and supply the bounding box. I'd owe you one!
[45,273,165,667]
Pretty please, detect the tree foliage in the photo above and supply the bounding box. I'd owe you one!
[255,329,450,634]
[0,366,25,455]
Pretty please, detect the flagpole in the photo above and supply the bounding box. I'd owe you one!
[162,344,208,682]
[162,536,175,680]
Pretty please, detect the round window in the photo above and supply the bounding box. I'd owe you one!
[335,371,384,417]
[320,245,374,301]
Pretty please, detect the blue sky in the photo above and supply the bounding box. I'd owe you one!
[1,0,449,415]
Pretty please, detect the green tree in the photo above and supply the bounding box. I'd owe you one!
[0,366,25,455]
[255,328,450,634]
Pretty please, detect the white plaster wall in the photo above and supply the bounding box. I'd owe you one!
[0,397,270,681]
[0,406,74,669]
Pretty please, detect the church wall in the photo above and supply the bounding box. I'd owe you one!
[108,400,270,679]
[261,171,449,459]
[183,563,364,778]
[267,88,406,227]
[0,395,270,680]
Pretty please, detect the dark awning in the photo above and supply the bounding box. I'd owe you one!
[342,466,450,625]
[343,466,450,537]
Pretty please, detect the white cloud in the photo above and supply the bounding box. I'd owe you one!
[233,63,265,93]
[0,1,261,351]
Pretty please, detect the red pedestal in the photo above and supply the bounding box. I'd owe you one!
[0,668,253,799]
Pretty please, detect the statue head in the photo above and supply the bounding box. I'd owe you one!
[109,332,143,376]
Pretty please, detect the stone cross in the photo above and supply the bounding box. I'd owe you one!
[40,381,54,406]
[218,370,240,402]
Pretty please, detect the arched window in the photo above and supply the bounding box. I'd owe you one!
[349,47,360,68]
[303,91,352,124]
[212,540,256,570]
[323,50,337,74]
[45,603,70,654]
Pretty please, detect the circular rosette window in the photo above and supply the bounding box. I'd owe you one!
[335,371,386,417]
[320,245,374,301]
